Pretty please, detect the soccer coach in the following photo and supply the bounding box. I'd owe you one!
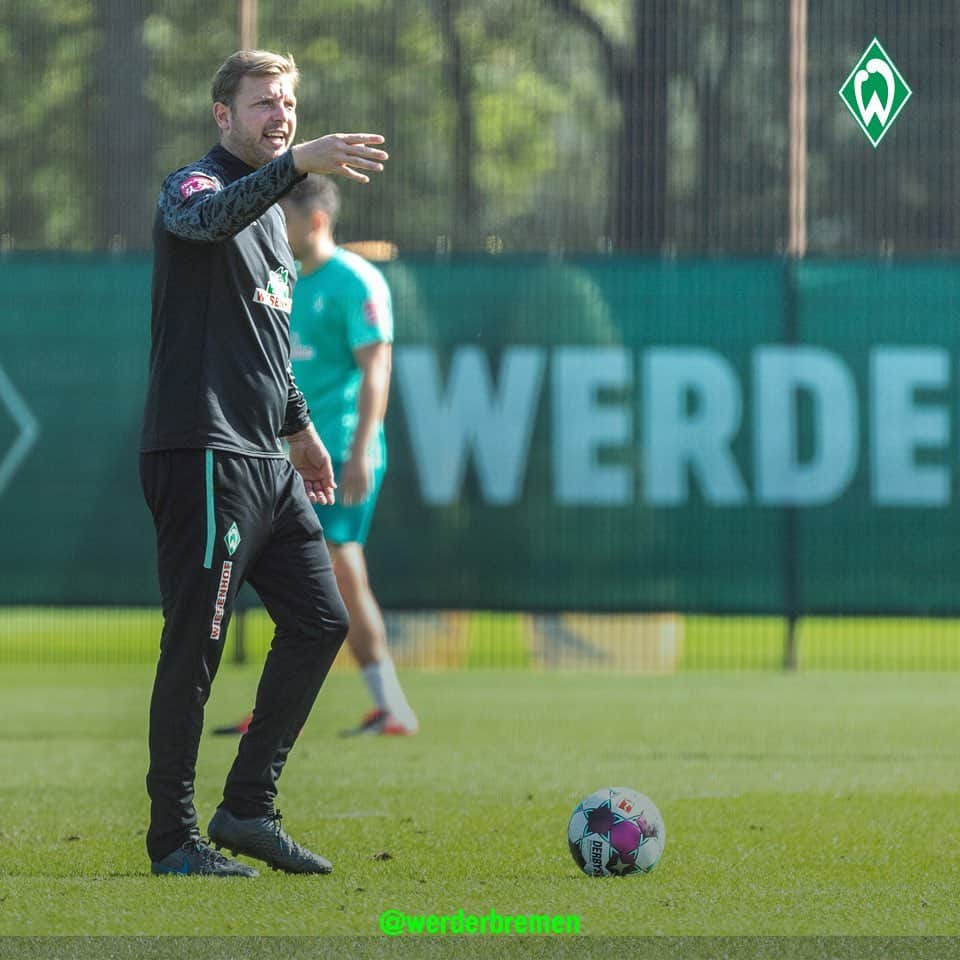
[139,50,388,877]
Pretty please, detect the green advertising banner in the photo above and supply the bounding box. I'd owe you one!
[1,256,959,614]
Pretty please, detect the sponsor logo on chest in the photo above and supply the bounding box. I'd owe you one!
[253,266,292,314]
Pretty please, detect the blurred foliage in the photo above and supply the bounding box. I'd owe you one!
[1,0,958,253]
[0,0,99,248]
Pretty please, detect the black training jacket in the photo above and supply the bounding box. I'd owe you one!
[141,144,310,457]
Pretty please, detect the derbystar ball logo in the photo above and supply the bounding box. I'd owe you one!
[209,560,233,639]
[590,839,604,872]
[253,267,292,313]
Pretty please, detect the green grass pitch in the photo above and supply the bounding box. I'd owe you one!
[1,664,959,956]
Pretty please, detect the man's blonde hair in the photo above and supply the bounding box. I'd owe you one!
[211,50,299,107]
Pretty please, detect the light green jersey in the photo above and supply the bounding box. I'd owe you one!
[290,248,393,464]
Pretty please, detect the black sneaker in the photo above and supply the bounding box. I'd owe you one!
[207,807,333,875]
[150,838,259,877]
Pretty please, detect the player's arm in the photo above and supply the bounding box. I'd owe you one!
[340,341,392,506]
[286,422,336,507]
[279,362,311,438]
[290,134,388,185]
[161,152,306,243]
[281,365,336,506]
[161,134,387,242]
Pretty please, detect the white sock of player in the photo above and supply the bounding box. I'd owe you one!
[363,657,417,729]
[362,662,389,713]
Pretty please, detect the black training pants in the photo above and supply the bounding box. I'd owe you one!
[139,449,349,861]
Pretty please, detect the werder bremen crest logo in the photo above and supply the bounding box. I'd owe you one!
[254,266,292,313]
[838,38,911,148]
[224,521,241,557]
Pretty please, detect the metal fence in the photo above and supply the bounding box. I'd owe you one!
[3,1,960,670]
[3,254,960,670]
[2,0,958,255]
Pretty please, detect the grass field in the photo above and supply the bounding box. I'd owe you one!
[1,663,959,956]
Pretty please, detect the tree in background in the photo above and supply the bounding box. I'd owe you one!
[95,0,156,250]
[0,1,99,250]
[4,0,960,255]
[545,0,669,250]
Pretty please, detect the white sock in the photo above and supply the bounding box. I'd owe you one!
[362,657,417,729]
[362,662,388,712]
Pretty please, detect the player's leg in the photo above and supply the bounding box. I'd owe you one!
[208,453,416,738]
[330,541,417,735]
[140,450,266,874]
[329,542,385,667]
[322,455,417,735]
[211,460,347,872]
[219,520,347,815]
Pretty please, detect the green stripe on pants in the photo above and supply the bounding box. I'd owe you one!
[203,449,214,569]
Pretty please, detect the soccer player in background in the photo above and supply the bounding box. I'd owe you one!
[140,49,388,877]
[219,175,418,737]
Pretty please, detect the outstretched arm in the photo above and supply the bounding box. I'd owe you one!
[161,151,305,243]
[291,133,388,184]
[161,134,388,243]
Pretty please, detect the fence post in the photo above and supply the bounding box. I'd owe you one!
[782,0,807,671]
[782,259,800,671]
[239,0,258,49]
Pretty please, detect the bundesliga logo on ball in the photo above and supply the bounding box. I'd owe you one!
[567,787,665,877]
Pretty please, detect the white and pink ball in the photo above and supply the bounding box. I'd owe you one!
[567,787,666,877]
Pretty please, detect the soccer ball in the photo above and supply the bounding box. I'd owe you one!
[567,787,665,877]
